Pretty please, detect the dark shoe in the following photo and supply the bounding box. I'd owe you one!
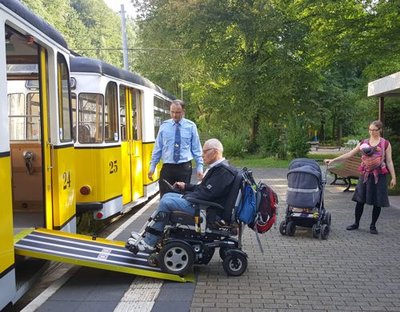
[370,226,378,234]
[126,237,155,254]
[346,224,359,231]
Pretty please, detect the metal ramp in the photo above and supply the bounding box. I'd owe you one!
[14,228,193,283]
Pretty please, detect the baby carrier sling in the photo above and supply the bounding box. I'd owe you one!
[359,138,387,183]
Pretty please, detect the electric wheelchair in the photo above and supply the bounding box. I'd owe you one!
[126,169,248,276]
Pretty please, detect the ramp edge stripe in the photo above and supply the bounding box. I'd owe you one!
[34,228,125,246]
[19,236,141,261]
[29,232,126,249]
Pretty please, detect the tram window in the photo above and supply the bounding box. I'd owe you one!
[8,93,25,140]
[119,86,127,142]
[78,93,103,144]
[8,91,41,141]
[105,82,118,142]
[154,96,168,136]
[132,89,141,141]
[57,53,72,142]
[26,92,40,140]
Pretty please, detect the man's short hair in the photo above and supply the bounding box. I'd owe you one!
[204,138,223,153]
[171,99,185,110]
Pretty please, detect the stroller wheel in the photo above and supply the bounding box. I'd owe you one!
[320,224,330,240]
[279,221,287,235]
[312,223,320,238]
[323,212,332,226]
[222,250,248,276]
[286,221,296,236]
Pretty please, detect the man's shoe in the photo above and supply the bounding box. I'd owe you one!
[136,240,155,253]
[346,224,359,231]
[126,238,155,254]
[130,231,141,240]
[370,226,378,234]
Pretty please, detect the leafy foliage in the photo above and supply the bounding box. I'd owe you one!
[22,0,136,68]
[20,0,400,174]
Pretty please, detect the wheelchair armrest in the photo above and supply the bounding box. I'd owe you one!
[185,197,224,211]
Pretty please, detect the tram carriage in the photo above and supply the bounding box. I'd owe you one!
[70,56,173,220]
[0,0,176,309]
[1,0,76,309]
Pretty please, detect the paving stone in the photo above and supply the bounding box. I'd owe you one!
[30,168,400,312]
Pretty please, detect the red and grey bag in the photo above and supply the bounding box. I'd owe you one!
[250,182,278,234]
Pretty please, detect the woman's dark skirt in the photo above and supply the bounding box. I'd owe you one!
[352,174,390,207]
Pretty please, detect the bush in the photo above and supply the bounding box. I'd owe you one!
[257,123,285,158]
[219,132,247,158]
[286,115,310,158]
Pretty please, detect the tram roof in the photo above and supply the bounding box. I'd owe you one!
[0,0,68,49]
[368,71,400,97]
[70,56,176,100]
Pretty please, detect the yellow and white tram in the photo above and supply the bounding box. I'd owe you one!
[70,56,173,220]
[1,0,75,309]
[0,1,176,309]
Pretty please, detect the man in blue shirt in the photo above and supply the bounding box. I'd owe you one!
[127,138,236,253]
[148,99,203,197]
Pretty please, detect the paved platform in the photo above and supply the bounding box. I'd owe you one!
[20,168,400,312]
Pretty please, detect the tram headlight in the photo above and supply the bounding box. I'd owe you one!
[80,185,91,195]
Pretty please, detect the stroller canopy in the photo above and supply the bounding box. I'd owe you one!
[287,158,323,208]
[288,158,322,180]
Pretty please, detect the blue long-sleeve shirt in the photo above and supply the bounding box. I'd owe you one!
[150,118,203,173]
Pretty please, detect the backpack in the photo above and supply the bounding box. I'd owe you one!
[236,168,278,234]
[236,182,257,225]
[250,182,278,234]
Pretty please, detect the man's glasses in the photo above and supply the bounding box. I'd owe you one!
[202,148,214,154]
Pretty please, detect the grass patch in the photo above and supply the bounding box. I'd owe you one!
[306,153,341,161]
[229,153,341,168]
[230,156,289,168]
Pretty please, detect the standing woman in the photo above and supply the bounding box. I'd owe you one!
[325,120,396,234]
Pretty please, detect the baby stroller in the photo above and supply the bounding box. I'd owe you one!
[279,158,331,239]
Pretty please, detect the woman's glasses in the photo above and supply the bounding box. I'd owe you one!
[369,128,379,132]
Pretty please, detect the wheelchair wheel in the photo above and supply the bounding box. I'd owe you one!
[222,250,247,276]
[158,241,194,276]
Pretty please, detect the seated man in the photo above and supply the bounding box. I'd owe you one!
[127,138,237,253]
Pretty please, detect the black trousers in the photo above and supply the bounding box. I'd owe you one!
[159,161,192,197]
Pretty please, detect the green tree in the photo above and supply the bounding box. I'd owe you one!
[22,0,136,69]
[132,0,321,156]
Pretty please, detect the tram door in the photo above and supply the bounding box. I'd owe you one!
[7,27,74,232]
[7,28,46,232]
[120,86,143,204]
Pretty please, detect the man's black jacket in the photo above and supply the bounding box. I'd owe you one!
[183,160,237,207]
